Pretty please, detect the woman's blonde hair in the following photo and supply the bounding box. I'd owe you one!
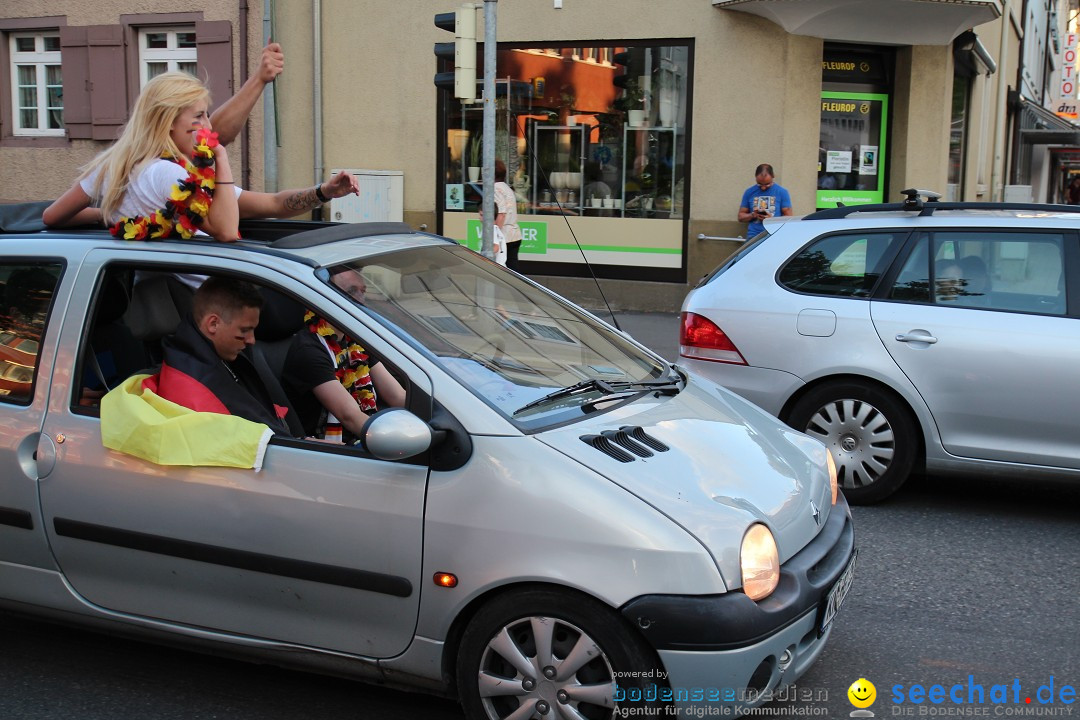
[81,71,211,221]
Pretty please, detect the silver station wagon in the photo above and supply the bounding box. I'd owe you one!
[0,204,854,719]
[681,190,1079,504]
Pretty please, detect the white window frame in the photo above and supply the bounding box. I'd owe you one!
[138,26,197,88]
[9,31,63,137]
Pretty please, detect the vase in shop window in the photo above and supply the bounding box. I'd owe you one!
[658,93,674,127]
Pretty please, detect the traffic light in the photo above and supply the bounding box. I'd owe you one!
[434,5,477,101]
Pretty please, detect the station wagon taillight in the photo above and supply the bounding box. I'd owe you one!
[679,312,747,365]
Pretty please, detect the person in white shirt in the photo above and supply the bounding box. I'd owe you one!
[43,71,358,240]
[493,159,522,269]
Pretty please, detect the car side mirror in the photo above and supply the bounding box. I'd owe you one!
[360,408,435,460]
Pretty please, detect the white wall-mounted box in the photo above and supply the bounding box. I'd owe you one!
[328,169,404,223]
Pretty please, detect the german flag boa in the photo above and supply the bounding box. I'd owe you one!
[109,127,219,241]
[305,311,378,412]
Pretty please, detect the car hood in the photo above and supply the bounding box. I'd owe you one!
[535,372,833,589]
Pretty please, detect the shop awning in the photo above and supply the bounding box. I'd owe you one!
[712,0,1003,46]
[1019,98,1080,145]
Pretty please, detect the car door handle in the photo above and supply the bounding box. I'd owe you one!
[895,332,938,344]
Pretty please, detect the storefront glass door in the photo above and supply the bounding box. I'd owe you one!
[817,91,889,209]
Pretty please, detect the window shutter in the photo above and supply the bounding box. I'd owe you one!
[196,20,233,115]
[87,25,129,140]
[60,26,92,139]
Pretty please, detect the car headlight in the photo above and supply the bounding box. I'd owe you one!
[740,523,779,601]
[827,450,838,505]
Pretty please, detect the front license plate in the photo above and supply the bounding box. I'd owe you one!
[819,548,857,633]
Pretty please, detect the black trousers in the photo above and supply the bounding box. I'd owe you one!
[506,241,521,271]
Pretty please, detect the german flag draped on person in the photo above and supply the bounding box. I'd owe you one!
[101,374,274,470]
[100,278,297,469]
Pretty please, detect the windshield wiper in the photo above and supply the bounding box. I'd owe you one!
[512,376,681,416]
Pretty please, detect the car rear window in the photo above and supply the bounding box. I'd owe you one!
[0,262,63,405]
[697,231,769,288]
[778,232,903,297]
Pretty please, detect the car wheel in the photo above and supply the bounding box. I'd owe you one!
[787,382,917,504]
[456,588,666,720]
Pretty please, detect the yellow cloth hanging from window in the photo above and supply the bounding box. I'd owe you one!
[101,374,274,470]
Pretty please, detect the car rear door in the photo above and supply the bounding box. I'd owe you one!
[871,230,1080,468]
[37,250,433,658]
[0,255,68,573]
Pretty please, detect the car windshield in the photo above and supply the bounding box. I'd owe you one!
[322,245,670,429]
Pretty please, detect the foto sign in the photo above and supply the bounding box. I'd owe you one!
[1061,32,1078,99]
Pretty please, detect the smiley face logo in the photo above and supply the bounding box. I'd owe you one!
[848,678,877,708]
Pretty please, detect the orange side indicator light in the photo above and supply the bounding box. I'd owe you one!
[433,572,458,588]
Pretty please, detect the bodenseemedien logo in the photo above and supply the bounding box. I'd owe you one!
[849,678,877,718]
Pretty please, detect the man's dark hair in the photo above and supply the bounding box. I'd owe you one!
[755,163,775,177]
[494,158,507,182]
[193,277,264,322]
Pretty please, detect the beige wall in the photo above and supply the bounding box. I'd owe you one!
[889,45,952,199]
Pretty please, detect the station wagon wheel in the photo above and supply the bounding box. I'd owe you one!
[456,589,666,720]
[787,381,917,505]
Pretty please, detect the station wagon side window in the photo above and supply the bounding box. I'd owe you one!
[890,232,1067,315]
[0,262,62,405]
[778,232,904,297]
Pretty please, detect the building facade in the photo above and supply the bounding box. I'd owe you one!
[2,0,1074,310]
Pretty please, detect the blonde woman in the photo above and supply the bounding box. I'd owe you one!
[44,71,358,241]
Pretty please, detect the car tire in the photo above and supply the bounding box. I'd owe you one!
[787,381,917,505]
[456,588,667,720]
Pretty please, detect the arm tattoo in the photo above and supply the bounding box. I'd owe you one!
[283,187,320,213]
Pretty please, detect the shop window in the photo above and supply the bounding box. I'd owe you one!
[437,41,692,282]
[8,32,63,136]
[818,45,893,210]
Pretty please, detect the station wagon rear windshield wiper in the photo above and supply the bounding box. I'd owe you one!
[512,375,681,416]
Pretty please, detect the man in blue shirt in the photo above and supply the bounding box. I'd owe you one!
[738,163,793,237]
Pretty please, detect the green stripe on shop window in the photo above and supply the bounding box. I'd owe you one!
[545,244,682,254]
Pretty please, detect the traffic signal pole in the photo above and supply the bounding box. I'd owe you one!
[480,0,497,260]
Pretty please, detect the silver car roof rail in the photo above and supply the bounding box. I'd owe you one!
[805,189,1080,220]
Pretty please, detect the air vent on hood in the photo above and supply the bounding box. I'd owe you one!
[621,425,670,452]
[579,426,669,463]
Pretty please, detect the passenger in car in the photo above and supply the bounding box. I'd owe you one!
[281,268,405,443]
[42,71,360,242]
[144,277,294,435]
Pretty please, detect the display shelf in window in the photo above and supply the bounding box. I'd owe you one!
[621,125,679,219]
[530,124,587,214]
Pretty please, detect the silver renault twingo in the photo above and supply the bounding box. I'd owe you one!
[0,209,854,718]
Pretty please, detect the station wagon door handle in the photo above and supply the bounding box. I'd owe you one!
[895,331,938,344]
